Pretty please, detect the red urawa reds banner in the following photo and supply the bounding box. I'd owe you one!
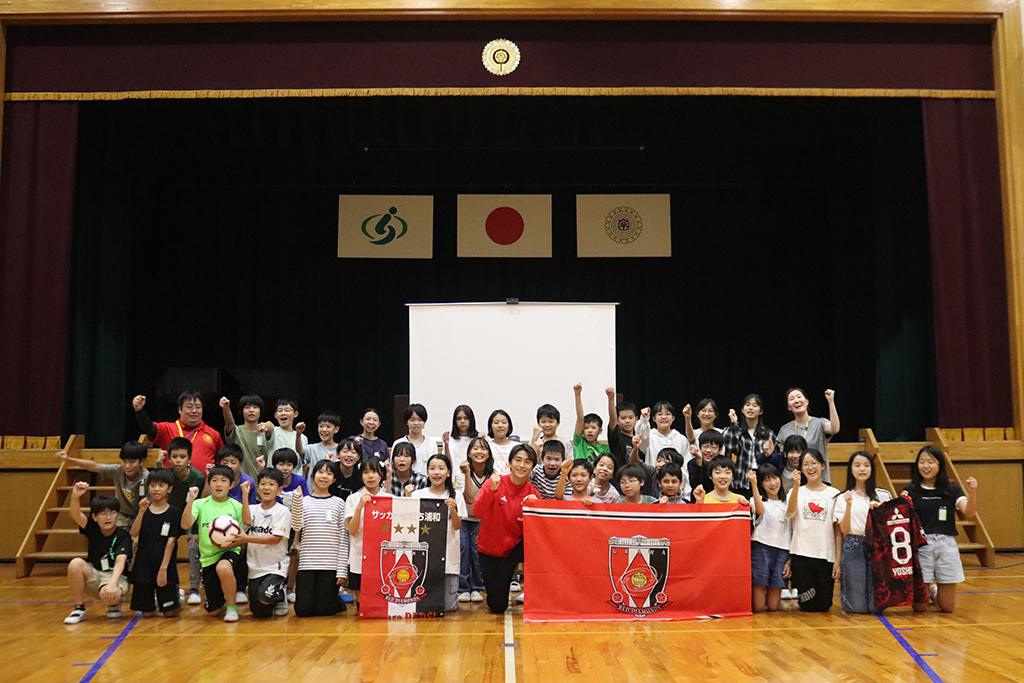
[360,497,448,619]
[523,501,751,622]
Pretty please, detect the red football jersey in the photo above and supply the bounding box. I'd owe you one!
[866,497,929,609]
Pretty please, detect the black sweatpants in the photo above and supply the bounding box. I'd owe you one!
[479,541,524,615]
[294,570,343,617]
[790,554,835,612]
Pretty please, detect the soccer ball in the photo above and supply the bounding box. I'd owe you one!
[209,515,241,548]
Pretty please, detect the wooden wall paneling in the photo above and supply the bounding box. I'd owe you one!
[1,471,66,558]
[957,461,1024,548]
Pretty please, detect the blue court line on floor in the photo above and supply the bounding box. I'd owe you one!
[920,654,939,657]
[878,615,944,683]
[71,663,93,667]
[78,613,140,683]
[895,627,915,631]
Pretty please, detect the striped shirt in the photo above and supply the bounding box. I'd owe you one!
[530,468,563,500]
[297,495,349,578]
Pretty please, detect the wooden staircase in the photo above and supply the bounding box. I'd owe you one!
[859,428,996,567]
[15,435,114,578]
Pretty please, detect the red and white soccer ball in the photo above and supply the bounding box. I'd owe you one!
[209,515,240,548]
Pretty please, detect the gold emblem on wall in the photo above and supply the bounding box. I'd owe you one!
[482,39,521,76]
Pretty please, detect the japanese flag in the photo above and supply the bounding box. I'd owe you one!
[457,194,552,258]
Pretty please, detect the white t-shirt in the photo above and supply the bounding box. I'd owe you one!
[266,427,309,462]
[393,435,439,476]
[751,498,792,551]
[637,418,690,468]
[488,439,515,475]
[587,480,619,504]
[447,435,474,492]
[833,488,893,536]
[344,487,393,575]
[786,485,841,562]
[411,488,467,575]
[246,502,291,579]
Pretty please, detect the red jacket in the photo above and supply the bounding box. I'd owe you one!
[475,475,539,557]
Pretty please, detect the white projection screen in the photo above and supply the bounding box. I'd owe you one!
[408,302,616,442]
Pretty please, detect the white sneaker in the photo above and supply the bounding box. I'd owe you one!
[781,589,794,599]
[514,591,525,604]
[274,602,289,616]
[287,590,297,604]
[179,588,185,603]
[223,608,239,622]
[106,604,123,619]
[509,581,522,592]
[929,584,938,603]
[458,592,472,603]
[235,591,248,604]
[187,592,202,605]
[64,606,87,624]
[471,591,485,602]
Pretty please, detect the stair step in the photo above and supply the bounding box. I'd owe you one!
[958,542,988,550]
[47,507,72,513]
[25,551,86,560]
[877,442,932,463]
[956,520,976,528]
[890,479,911,489]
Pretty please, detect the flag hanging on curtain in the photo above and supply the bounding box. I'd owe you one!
[360,496,448,619]
[338,195,433,258]
[522,501,751,622]
[576,194,672,257]
[457,194,552,258]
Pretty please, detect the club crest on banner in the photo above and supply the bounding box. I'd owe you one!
[608,535,671,616]
[379,540,430,604]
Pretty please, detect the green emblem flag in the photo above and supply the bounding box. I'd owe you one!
[576,194,672,258]
[338,195,433,258]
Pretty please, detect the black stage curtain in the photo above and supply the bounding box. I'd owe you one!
[66,96,939,445]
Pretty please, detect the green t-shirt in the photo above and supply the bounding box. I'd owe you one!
[192,496,243,567]
[573,432,610,464]
[157,463,206,512]
[226,424,269,480]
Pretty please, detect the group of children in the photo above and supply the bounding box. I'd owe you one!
[61,386,978,623]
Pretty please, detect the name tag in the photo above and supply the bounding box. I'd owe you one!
[101,557,110,571]
[326,510,335,523]
[938,507,948,522]
[161,522,171,537]
[139,481,146,497]
[256,436,264,446]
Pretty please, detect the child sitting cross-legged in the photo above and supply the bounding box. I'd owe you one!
[693,455,750,506]
[63,483,132,623]
[129,468,184,618]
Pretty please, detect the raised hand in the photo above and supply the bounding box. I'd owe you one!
[444,498,457,513]
[763,439,774,456]
[258,421,274,434]
[138,498,151,513]
[206,462,214,474]
[490,472,502,490]
[187,486,200,502]
[240,480,251,498]
[658,496,668,504]
[295,422,306,435]
[791,471,802,487]
[693,485,706,503]
[747,470,758,486]
[605,386,615,398]
[965,476,978,492]
[219,396,230,409]
[55,450,69,463]
[256,455,266,470]
[442,431,451,445]
[71,480,90,498]
[825,389,836,402]
[729,408,738,423]
[459,460,470,476]
[355,435,363,444]
[560,459,574,476]
[404,484,414,495]
[632,432,642,449]
[132,395,146,411]
[843,490,853,504]
[682,404,692,419]
[640,406,651,420]
[573,383,582,395]
[690,443,699,460]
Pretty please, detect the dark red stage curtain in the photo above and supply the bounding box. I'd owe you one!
[0,102,79,435]
[5,22,993,94]
[922,99,1012,428]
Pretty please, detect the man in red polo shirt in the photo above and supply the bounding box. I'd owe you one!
[133,391,223,473]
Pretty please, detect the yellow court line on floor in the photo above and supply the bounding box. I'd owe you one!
[5,621,1022,639]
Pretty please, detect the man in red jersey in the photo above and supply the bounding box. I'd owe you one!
[133,391,223,473]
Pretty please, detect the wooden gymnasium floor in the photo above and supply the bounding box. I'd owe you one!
[2,554,1023,683]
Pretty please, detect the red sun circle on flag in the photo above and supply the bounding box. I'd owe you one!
[485,206,524,245]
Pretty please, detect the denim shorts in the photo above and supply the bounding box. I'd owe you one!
[919,533,965,584]
[751,540,790,588]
